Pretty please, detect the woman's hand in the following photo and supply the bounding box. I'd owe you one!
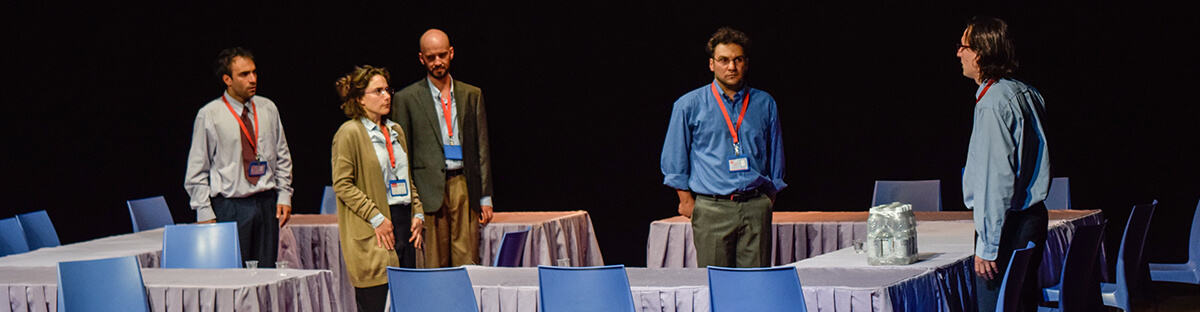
[375,218,395,250]
[409,218,425,249]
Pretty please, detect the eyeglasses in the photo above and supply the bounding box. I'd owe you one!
[366,87,393,97]
[712,56,747,66]
[957,43,972,51]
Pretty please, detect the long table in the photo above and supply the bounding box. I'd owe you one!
[0,267,336,312]
[467,212,1100,312]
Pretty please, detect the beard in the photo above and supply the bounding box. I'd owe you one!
[428,66,448,79]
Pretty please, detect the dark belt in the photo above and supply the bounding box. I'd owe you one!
[694,187,764,202]
[445,168,464,178]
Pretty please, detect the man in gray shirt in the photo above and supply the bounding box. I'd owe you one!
[185,47,294,267]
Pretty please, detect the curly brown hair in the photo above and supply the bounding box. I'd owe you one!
[706,27,751,58]
[335,65,391,119]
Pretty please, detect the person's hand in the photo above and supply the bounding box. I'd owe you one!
[678,199,695,218]
[479,205,494,225]
[409,217,424,249]
[375,218,395,250]
[197,219,217,224]
[974,255,998,280]
[277,204,292,227]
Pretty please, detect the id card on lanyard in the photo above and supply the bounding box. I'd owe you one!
[440,93,464,160]
[379,124,409,197]
[223,95,267,177]
[712,83,750,172]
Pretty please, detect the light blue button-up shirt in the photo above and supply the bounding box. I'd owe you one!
[427,77,493,207]
[963,78,1051,260]
[661,80,786,195]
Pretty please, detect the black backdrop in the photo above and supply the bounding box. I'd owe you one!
[2,2,1196,268]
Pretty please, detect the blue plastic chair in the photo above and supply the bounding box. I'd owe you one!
[127,196,175,232]
[493,229,530,267]
[708,266,806,312]
[1099,201,1157,311]
[538,265,636,312]
[16,210,60,250]
[387,267,478,312]
[1039,222,1107,312]
[1044,177,1071,210]
[320,186,337,215]
[0,217,29,257]
[56,256,150,312]
[1148,198,1200,285]
[996,242,1037,312]
[160,222,242,269]
[872,180,942,211]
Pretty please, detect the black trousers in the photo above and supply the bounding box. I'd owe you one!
[976,203,1048,312]
[212,190,278,267]
[355,204,418,312]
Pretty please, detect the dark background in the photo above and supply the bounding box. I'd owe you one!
[2,2,1196,268]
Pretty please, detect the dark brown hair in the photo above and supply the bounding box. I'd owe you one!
[214,47,255,80]
[335,65,390,119]
[966,17,1019,82]
[706,27,751,58]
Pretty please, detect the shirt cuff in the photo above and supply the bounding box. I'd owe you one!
[480,196,493,207]
[975,237,999,261]
[663,174,690,190]
[413,213,425,222]
[196,207,216,223]
[276,191,292,207]
[369,213,386,228]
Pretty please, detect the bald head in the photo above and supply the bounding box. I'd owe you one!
[419,29,451,53]
[418,29,455,80]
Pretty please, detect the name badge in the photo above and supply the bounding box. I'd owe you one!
[728,156,749,172]
[248,161,268,177]
[444,144,463,160]
[388,179,409,197]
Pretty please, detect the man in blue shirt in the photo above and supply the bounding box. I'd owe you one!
[958,17,1051,312]
[661,27,786,268]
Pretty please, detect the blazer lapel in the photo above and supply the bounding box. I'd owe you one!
[453,80,468,130]
[417,78,443,140]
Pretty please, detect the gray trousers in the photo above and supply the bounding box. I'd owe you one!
[691,195,773,268]
[212,190,278,267]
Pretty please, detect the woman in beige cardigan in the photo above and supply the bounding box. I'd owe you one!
[332,65,425,312]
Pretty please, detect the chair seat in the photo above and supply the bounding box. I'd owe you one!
[1036,307,1058,312]
[1042,283,1061,302]
[1148,262,1199,284]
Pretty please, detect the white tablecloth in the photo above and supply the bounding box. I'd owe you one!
[0,267,337,312]
[0,228,163,268]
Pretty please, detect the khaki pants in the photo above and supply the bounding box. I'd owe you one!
[691,194,773,268]
[424,175,480,267]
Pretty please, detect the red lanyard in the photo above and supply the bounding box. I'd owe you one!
[222,95,259,153]
[440,93,454,143]
[710,82,749,144]
[378,122,396,168]
[976,80,996,103]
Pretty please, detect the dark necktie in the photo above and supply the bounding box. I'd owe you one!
[241,105,260,185]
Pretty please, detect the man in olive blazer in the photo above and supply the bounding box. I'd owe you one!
[391,29,494,267]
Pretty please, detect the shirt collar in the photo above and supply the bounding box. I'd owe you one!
[360,117,397,132]
[712,79,749,102]
[223,90,251,112]
[426,75,454,101]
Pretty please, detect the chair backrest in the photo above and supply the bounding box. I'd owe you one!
[538,265,636,312]
[1188,199,1200,264]
[16,210,60,250]
[1044,177,1071,210]
[161,222,242,269]
[387,267,478,312]
[0,217,30,257]
[127,196,176,232]
[56,256,149,312]
[1057,222,1107,312]
[996,241,1037,312]
[872,180,942,211]
[1115,201,1157,296]
[320,186,337,215]
[493,229,530,267]
[708,266,806,312]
